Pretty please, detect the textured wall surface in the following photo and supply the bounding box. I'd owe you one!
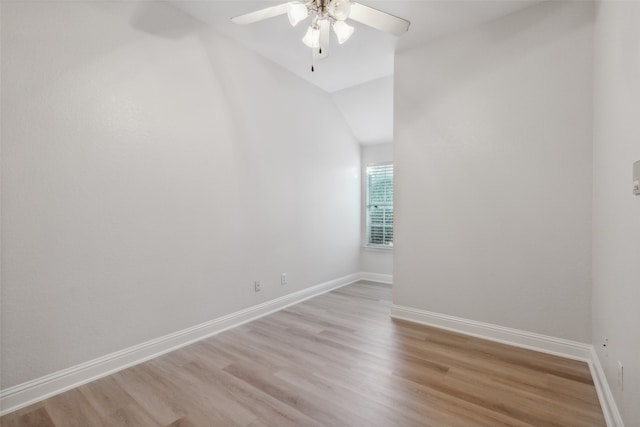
[1,1,360,388]
[592,2,640,424]
[393,1,594,342]
[331,77,394,146]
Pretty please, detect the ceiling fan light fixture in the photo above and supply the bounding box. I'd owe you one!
[286,2,308,27]
[328,0,351,21]
[302,25,320,48]
[231,1,410,68]
[332,20,354,44]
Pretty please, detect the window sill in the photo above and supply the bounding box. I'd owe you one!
[363,245,393,252]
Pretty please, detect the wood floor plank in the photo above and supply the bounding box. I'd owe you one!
[43,389,104,427]
[0,407,56,427]
[78,376,138,419]
[180,360,323,427]
[111,365,188,426]
[100,403,161,427]
[0,281,606,426]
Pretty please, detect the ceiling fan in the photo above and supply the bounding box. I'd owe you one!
[231,0,410,70]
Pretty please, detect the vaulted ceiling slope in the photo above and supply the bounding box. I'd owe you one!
[169,1,540,144]
[170,1,539,92]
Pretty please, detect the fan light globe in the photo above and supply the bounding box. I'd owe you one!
[302,25,320,48]
[332,20,354,44]
[287,2,308,27]
[328,0,351,21]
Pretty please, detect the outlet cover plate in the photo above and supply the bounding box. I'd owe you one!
[634,160,640,195]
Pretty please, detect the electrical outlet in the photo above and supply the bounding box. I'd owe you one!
[254,281,262,292]
[618,361,624,391]
[633,160,640,195]
[281,273,287,285]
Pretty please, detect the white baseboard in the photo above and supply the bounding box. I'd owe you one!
[589,347,624,427]
[6,275,619,425]
[391,304,626,426]
[359,272,393,284]
[390,304,591,362]
[0,272,363,416]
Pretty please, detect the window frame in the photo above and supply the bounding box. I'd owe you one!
[364,161,394,250]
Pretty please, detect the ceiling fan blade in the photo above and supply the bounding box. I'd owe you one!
[231,3,289,25]
[313,19,331,60]
[349,3,410,36]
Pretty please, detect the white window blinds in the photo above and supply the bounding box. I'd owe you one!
[366,163,394,247]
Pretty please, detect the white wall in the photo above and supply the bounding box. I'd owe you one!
[331,76,394,145]
[360,143,393,276]
[592,2,640,424]
[0,1,360,389]
[393,1,594,342]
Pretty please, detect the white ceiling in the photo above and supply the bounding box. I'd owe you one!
[168,0,539,144]
[332,75,394,144]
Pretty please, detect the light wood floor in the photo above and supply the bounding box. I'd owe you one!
[1,281,605,426]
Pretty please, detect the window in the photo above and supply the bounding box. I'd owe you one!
[366,162,393,247]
